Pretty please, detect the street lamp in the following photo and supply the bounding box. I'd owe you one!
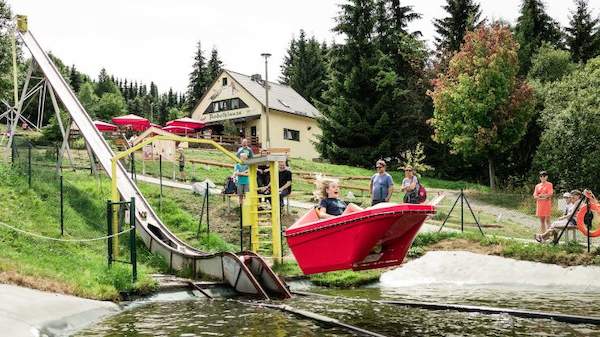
[260,52,271,149]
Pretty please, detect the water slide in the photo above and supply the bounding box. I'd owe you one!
[18,29,290,300]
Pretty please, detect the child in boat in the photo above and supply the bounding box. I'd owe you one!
[315,178,362,218]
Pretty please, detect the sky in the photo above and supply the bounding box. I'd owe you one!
[8,0,598,94]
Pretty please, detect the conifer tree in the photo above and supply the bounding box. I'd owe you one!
[95,68,119,96]
[317,0,425,166]
[69,65,82,93]
[122,79,129,100]
[280,30,328,103]
[515,0,563,75]
[149,81,159,101]
[279,38,297,85]
[565,0,599,63]
[186,41,210,110]
[207,48,223,83]
[433,0,483,54]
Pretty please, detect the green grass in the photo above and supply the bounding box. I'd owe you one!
[272,260,382,288]
[0,163,161,300]
[408,231,600,266]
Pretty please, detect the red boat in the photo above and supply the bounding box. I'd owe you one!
[285,203,436,274]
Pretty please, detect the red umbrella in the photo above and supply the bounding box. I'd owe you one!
[94,120,118,132]
[111,114,150,132]
[162,125,195,135]
[166,117,205,130]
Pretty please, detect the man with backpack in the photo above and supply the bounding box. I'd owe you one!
[370,160,394,206]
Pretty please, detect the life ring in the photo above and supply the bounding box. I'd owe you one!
[576,202,600,237]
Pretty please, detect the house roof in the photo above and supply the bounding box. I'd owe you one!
[225,70,322,119]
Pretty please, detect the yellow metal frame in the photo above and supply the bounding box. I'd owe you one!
[110,135,240,256]
[110,134,282,262]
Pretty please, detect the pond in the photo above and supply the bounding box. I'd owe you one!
[77,281,600,337]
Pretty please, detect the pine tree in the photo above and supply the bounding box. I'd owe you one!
[317,0,424,166]
[186,41,210,110]
[69,65,82,93]
[280,30,328,103]
[433,0,483,55]
[207,48,223,83]
[515,0,564,75]
[566,0,600,63]
[149,81,159,101]
[95,68,119,96]
[167,88,177,108]
[280,38,297,85]
[122,79,129,100]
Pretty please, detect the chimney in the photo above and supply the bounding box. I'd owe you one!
[250,74,262,82]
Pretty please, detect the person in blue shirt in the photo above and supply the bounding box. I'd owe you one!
[234,152,250,204]
[370,160,394,206]
[316,178,362,219]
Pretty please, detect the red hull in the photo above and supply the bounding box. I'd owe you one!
[285,203,435,274]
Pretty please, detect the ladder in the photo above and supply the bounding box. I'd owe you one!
[242,156,285,262]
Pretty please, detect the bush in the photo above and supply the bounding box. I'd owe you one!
[533,57,600,192]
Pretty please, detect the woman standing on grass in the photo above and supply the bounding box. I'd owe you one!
[533,171,553,234]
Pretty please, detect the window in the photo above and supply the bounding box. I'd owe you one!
[204,98,249,113]
[251,126,256,137]
[283,128,300,141]
[222,77,228,86]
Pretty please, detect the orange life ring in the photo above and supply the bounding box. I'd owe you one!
[576,202,600,237]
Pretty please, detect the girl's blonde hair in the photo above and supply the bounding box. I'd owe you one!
[314,175,339,200]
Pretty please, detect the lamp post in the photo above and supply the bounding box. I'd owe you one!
[260,52,271,149]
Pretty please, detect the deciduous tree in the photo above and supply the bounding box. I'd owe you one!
[429,25,535,189]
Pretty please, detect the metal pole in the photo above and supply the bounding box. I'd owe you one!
[460,189,464,232]
[463,193,485,236]
[130,197,137,283]
[60,174,64,236]
[438,193,461,232]
[261,53,271,148]
[206,182,210,236]
[240,203,243,252]
[197,187,207,239]
[107,200,113,267]
[159,154,163,211]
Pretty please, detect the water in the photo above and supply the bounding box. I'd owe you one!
[77,252,600,337]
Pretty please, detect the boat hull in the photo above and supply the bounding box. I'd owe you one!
[285,203,435,274]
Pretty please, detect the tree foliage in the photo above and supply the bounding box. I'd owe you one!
[565,0,600,63]
[317,0,427,167]
[528,43,577,83]
[533,57,600,192]
[0,0,13,103]
[429,25,535,188]
[515,0,564,75]
[94,92,127,120]
[433,0,484,54]
[279,30,328,103]
[207,48,223,84]
[186,41,211,110]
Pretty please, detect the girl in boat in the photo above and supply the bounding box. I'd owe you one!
[315,178,362,218]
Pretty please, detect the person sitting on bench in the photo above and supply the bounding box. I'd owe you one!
[535,190,582,243]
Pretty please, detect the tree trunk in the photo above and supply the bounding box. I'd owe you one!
[488,157,496,190]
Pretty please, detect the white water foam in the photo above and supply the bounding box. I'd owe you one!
[380,251,600,290]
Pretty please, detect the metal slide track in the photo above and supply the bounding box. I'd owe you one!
[19,30,290,300]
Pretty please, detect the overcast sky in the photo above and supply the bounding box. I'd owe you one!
[8,0,597,94]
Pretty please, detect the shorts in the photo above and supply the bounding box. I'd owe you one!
[179,164,185,172]
[237,183,249,196]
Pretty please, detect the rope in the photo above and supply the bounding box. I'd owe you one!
[0,221,133,242]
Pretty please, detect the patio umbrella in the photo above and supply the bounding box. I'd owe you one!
[111,114,150,132]
[93,120,118,132]
[166,117,205,130]
[162,125,195,135]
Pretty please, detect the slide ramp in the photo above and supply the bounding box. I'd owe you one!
[18,29,290,300]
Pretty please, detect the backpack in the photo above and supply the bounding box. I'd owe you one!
[417,182,427,204]
[223,176,237,195]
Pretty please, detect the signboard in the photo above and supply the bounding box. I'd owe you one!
[200,109,260,122]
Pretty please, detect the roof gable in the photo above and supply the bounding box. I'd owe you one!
[224,70,321,119]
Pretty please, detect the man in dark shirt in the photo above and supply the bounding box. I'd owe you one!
[258,160,292,206]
